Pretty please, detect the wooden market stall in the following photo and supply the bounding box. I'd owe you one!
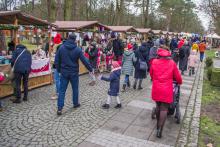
[152,30,162,37]
[134,28,152,42]
[53,21,111,74]
[107,26,137,39]
[0,10,53,98]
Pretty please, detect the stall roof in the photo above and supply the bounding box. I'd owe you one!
[162,31,168,35]
[0,10,50,26]
[107,26,136,32]
[206,33,220,39]
[53,21,110,30]
[134,28,151,33]
[168,32,174,35]
[152,30,162,34]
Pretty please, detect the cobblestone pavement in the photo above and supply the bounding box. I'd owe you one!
[0,64,202,147]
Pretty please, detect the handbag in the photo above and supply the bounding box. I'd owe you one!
[139,52,147,71]
[9,49,26,80]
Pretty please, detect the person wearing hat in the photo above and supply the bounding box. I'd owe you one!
[121,43,136,92]
[150,47,182,138]
[98,61,122,109]
[55,34,93,115]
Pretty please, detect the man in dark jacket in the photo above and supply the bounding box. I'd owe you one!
[55,34,93,115]
[11,44,32,103]
[112,36,124,61]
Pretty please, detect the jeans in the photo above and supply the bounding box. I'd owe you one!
[15,72,29,99]
[57,74,79,110]
[200,52,204,62]
[124,75,130,85]
[54,69,60,94]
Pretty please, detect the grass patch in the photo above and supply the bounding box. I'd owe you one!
[199,49,220,147]
[199,116,220,147]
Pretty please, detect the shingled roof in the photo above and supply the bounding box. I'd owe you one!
[0,10,50,26]
[53,21,110,31]
[107,26,136,32]
[152,30,162,34]
[134,28,151,33]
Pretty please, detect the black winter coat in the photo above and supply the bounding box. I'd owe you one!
[85,47,98,69]
[112,39,124,56]
[134,45,149,79]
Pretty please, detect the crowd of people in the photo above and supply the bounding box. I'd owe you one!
[0,32,207,138]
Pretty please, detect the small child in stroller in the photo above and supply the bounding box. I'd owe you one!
[152,81,181,124]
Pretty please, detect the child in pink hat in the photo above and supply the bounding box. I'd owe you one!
[98,61,122,109]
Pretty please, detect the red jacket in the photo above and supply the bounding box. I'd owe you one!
[150,49,182,104]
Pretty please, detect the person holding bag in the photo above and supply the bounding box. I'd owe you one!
[133,42,149,90]
[11,44,32,103]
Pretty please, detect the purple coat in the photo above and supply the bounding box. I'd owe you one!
[101,68,121,96]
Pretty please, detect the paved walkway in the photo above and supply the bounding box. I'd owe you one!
[0,64,202,147]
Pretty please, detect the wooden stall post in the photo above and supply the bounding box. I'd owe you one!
[48,26,52,57]
[13,16,18,45]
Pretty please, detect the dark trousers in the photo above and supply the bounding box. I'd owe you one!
[57,74,79,110]
[15,72,29,99]
[200,52,204,62]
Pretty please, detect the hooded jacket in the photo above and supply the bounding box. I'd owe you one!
[101,68,121,96]
[55,40,92,77]
[11,45,32,74]
[122,50,135,76]
[150,49,182,104]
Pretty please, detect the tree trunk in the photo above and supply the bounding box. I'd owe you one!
[72,0,77,20]
[64,0,73,20]
[0,30,6,52]
[144,0,150,28]
[47,0,51,22]
[56,0,62,20]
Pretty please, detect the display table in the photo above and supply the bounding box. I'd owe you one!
[0,58,53,98]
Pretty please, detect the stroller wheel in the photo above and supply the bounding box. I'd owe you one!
[151,107,156,119]
[176,114,181,124]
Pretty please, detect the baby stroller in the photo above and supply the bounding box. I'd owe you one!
[151,81,181,124]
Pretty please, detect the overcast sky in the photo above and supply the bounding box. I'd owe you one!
[192,0,211,30]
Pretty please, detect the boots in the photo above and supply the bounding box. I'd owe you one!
[156,127,162,138]
[127,80,131,88]
[121,84,126,92]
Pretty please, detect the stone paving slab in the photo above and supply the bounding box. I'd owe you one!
[85,129,173,147]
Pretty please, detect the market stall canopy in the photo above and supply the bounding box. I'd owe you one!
[0,10,50,26]
[162,31,168,35]
[152,30,162,34]
[168,32,174,35]
[206,33,220,39]
[134,28,152,34]
[53,21,110,31]
[107,26,136,32]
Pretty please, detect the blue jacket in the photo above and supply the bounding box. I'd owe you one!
[11,45,32,73]
[55,40,92,77]
[101,69,121,96]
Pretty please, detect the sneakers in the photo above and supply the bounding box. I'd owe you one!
[73,104,81,108]
[51,94,58,100]
[57,110,62,116]
[102,104,110,109]
[102,104,122,109]
[114,104,122,109]
[121,84,126,92]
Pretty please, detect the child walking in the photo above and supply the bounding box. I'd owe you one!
[188,50,198,76]
[98,61,122,109]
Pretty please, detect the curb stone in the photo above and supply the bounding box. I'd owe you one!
[176,63,204,147]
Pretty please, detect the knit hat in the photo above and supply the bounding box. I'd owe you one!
[127,43,133,50]
[112,61,120,69]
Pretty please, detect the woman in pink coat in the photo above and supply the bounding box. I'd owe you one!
[150,48,182,138]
